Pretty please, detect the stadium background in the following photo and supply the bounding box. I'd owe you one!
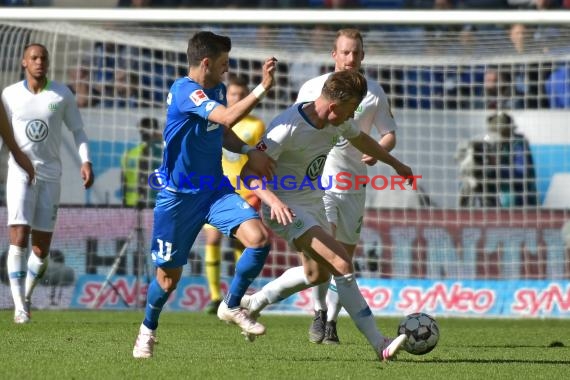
[0,3,569,318]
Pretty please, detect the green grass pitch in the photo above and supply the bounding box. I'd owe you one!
[1,310,568,380]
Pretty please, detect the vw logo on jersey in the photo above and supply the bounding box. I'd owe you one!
[25,119,48,142]
[306,154,327,181]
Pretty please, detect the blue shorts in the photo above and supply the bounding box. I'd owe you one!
[150,188,259,268]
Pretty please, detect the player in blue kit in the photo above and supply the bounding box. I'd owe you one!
[133,31,278,359]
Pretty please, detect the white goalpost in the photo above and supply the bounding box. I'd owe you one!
[0,9,569,316]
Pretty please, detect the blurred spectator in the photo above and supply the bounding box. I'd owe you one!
[477,66,524,110]
[404,0,437,8]
[121,117,163,208]
[2,0,31,5]
[117,0,151,6]
[462,0,509,8]
[117,0,192,6]
[258,0,309,6]
[508,0,561,8]
[545,64,570,108]
[103,68,142,108]
[507,23,551,108]
[67,61,101,108]
[288,24,330,98]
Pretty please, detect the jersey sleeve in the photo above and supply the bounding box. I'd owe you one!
[257,122,290,161]
[63,86,85,132]
[295,77,321,104]
[339,120,361,140]
[176,83,221,120]
[371,83,397,136]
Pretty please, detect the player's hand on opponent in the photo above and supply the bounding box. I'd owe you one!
[12,150,35,185]
[268,199,295,226]
[260,57,278,91]
[81,162,95,189]
[246,150,276,179]
[361,153,377,166]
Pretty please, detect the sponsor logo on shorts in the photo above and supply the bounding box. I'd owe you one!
[237,201,251,209]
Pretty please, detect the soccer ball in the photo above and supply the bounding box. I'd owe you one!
[397,312,440,355]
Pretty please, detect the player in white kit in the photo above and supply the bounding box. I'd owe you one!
[1,43,95,323]
[296,28,398,344]
[240,70,413,361]
[1,101,35,183]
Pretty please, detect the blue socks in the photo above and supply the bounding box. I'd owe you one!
[225,245,270,308]
[143,279,171,330]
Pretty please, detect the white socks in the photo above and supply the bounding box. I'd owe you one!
[326,278,341,322]
[7,245,49,312]
[334,273,383,349]
[25,252,48,301]
[251,266,311,313]
[312,278,342,322]
[7,245,26,312]
[312,278,330,311]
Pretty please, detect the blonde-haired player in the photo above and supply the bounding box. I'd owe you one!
[240,70,412,361]
[296,28,397,344]
[2,43,94,323]
[203,74,266,314]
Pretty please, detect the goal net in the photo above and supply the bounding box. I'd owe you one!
[0,10,569,316]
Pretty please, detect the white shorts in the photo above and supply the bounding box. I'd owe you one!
[261,201,331,246]
[323,191,365,245]
[6,174,60,232]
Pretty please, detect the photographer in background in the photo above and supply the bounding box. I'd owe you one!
[490,112,537,207]
[457,112,537,208]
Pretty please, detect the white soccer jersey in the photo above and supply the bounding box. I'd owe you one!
[296,73,397,193]
[1,80,85,182]
[258,103,360,204]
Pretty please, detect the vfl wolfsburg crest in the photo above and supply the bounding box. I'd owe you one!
[333,135,348,148]
[293,217,304,229]
[25,119,48,142]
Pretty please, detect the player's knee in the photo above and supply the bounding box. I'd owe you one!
[334,261,353,276]
[159,278,178,293]
[239,222,270,248]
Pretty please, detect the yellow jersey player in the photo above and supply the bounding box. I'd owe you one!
[203,74,266,314]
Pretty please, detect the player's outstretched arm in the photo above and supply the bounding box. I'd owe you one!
[208,57,277,128]
[361,131,396,166]
[0,102,35,184]
[348,131,415,186]
[241,163,294,225]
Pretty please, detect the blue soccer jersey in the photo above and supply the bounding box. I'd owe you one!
[159,77,227,194]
